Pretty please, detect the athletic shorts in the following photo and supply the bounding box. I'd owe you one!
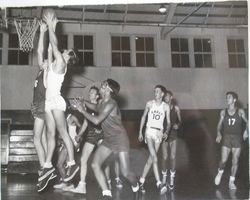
[102,132,130,153]
[166,130,177,142]
[31,102,45,120]
[86,129,104,145]
[222,134,243,148]
[45,95,66,112]
[145,127,163,143]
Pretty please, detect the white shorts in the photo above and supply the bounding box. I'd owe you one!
[145,127,163,143]
[45,95,66,112]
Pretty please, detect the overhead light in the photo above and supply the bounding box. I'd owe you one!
[158,5,167,13]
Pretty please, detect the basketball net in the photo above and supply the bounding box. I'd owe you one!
[14,18,39,52]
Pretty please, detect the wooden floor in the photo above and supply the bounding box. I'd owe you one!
[1,144,249,200]
[1,109,249,200]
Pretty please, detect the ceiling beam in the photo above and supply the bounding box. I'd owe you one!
[162,2,207,38]
[204,2,214,25]
[123,4,128,24]
[160,3,177,39]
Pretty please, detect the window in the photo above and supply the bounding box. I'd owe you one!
[135,37,155,67]
[193,38,213,68]
[8,33,29,65]
[111,36,131,67]
[171,38,189,68]
[227,39,246,68]
[74,35,94,66]
[0,33,2,64]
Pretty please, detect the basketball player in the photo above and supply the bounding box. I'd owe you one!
[53,112,84,190]
[70,86,104,194]
[138,85,170,194]
[73,79,139,200]
[214,91,248,190]
[38,11,79,185]
[161,90,181,190]
[34,21,57,193]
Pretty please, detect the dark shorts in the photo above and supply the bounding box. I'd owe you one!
[166,130,177,142]
[222,134,242,148]
[31,102,45,120]
[102,133,130,153]
[86,129,104,146]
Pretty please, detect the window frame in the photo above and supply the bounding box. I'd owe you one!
[227,38,247,68]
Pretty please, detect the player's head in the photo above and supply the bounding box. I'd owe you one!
[100,79,120,97]
[154,85,166,100]
[226,91,238,105]
[164,90,173,103]
[89,86,100,103]
[63,49,79,66]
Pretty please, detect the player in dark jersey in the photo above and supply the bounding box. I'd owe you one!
[214,91,248,190]
[33,21,57,192]
[73,79,139,200]
[161,90,181,190]
[70,86,103,194]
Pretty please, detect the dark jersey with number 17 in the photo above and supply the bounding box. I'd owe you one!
[223,109,243,136]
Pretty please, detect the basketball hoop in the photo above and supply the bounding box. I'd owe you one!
[14,18,39,52]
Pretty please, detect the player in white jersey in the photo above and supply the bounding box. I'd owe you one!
[39,12,79,187]
[138,85,171,194]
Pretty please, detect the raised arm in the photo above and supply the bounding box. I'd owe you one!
[173,105,182,130]
[43,13,64,68]
[138,102,150,142]
[37,21,47,69]
[216,109,225,143]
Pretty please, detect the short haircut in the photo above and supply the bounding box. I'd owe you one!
[90,86,99,94]
[68,49,79,66]
[155,85,167,94]
[226,91,238,100]
[106,79,120,96]
[166,90,173,96]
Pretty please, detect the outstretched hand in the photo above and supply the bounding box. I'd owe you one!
[138,133,144,142]
[39,21,47,33]
[215,133,222,143]
[72,98,86,113]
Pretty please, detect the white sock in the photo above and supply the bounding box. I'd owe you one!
[67,160,76,166]
[218,169,224,174]
[43,162,53,168]
[102,190,112,196]
[115,177,120,181]
[229,176,235,182]
[139,177,145,184]
[162,170,167,176]
[170,170,176,177]
[156,181,162,187]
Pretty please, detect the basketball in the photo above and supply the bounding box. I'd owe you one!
[42,8,56,19]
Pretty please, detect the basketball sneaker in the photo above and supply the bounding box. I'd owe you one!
[214,169,224,186]
[139,183,145,194]
[229,176,237,190]
[70,181,86,194]
[115,178,123,189]
[37,172,57,192]
[64,164,79,182]
[169,171,175,190]
[62,184,74,191]
[38,166,55,181]
[53,182,68,189]
[159,184,167,194]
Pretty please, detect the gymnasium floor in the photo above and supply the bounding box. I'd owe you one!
[1,144,249,200]
[1,110,249,200]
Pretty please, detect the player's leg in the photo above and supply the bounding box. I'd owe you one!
[39,110,56,181]
[52,109,79,182]
[229,147,241,190]
[161,140,169,184]
[91,145,113,198]
[70,142,95,194]
[114,160,123,189]
[33,117,46,169]
[215,146,231,185]
[169,140,177,189]
[41,124,47,154]
[54,146,68,189]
